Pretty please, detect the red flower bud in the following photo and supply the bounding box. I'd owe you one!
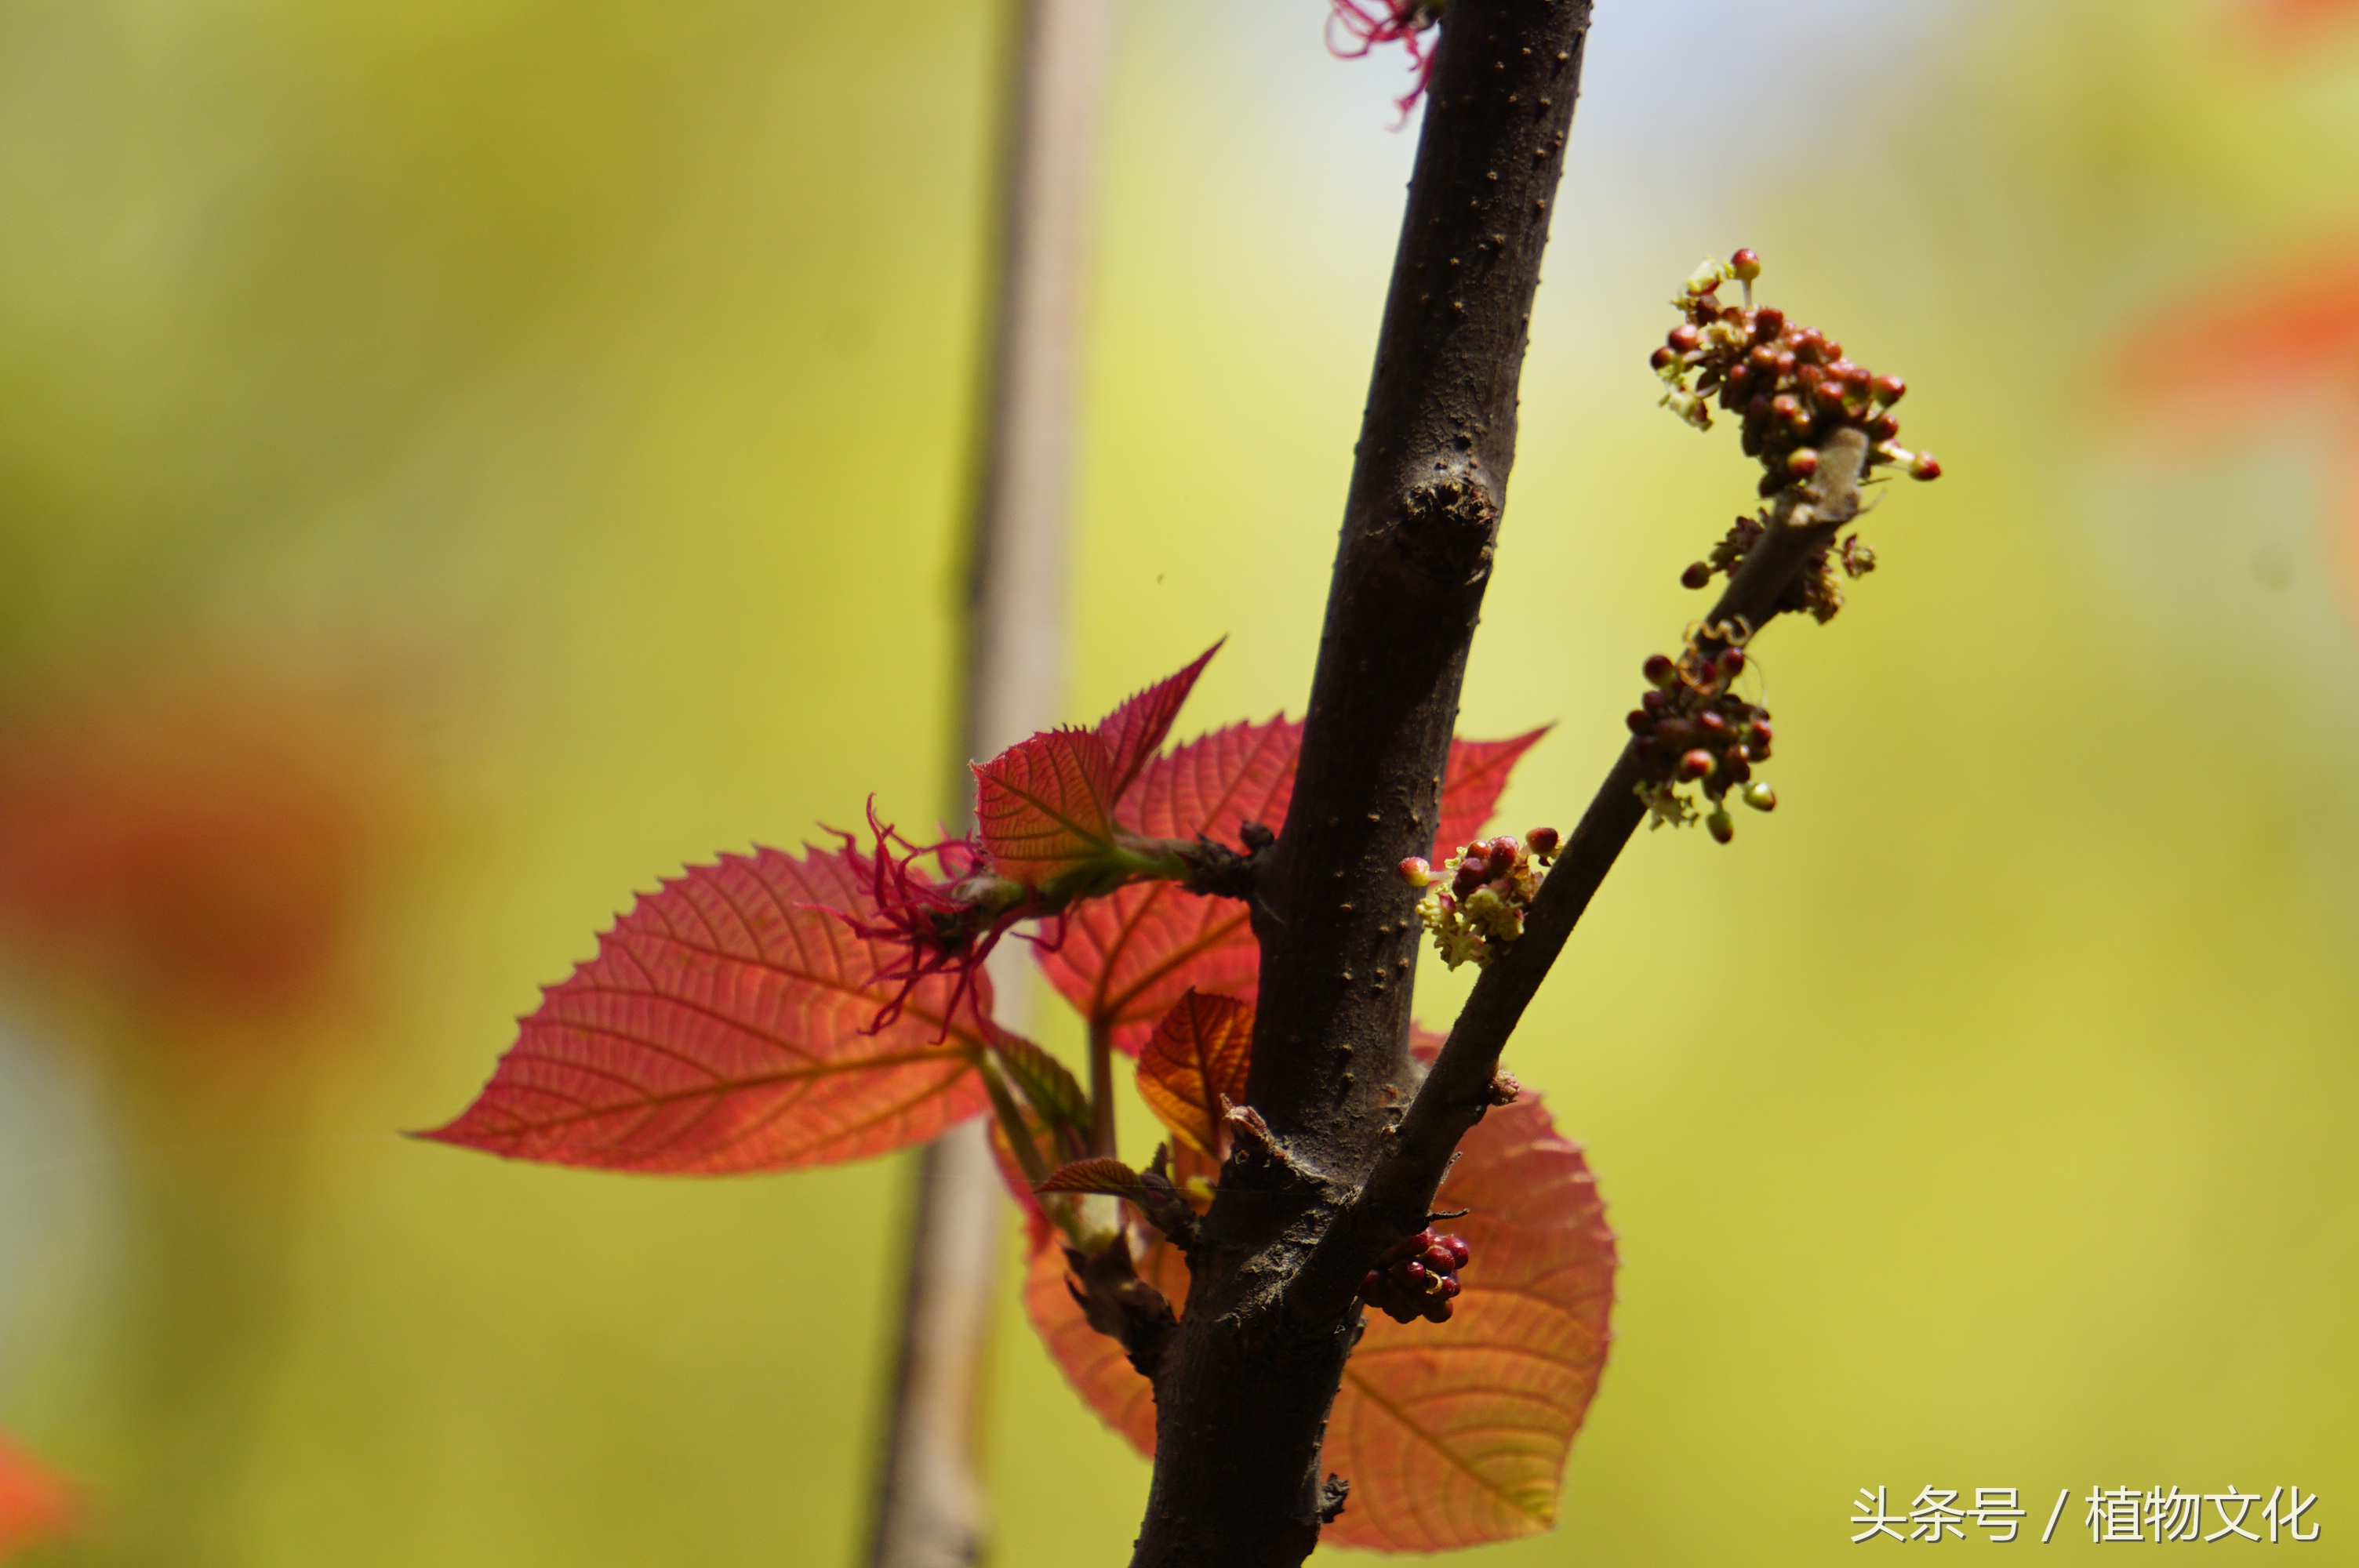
[1525,826,1560,858]
[1642,652,1678,686]
[1442,1233,1470,1268]
[1398,856,1432,887]
[1706,808,1735,844]
[1753,306,1785,339]
[1667,323,1700,353]
[1728,247,1761,281]
[1678,749,1716,781]
[1716,648,1747,678]
[1872,374,1906,405]
[1680,561,1712,590]
[1786,446,1819,478]
[1650,345,1675,371]
[1910,452,1942,481]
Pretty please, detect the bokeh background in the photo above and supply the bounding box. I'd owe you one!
[2,0,2356,1561]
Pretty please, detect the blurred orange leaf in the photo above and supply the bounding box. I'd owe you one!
[0,1431,73,1559]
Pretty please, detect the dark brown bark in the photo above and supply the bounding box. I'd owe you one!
[1125,5,1595,1564]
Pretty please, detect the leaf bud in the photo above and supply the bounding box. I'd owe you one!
[1677,749,1716,781]
[1398,856,1433,887]
[1706,808,1735,844]
[1742,780,1778,812]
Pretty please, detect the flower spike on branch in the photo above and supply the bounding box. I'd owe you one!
[1326,0,1445,120]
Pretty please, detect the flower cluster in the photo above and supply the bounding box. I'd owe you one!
[1653,249,1939,499]
[1327,0,1445,118]
[1683,510,1880,624]
[1360,1227,1471,1325]
[1627,633,1779,844]
[1399,827,1559,971]
[830,800,1045,1035]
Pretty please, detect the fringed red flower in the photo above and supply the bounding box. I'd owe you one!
[1327,0,1445,120]
[827,799,1041,1038]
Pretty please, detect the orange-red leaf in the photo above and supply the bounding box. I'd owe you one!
[1037,721,1545,1052]
[1434,727,1549,858]
[1136,990,1252,1156]
[1036,717,1299,1053]
[0,1431,72,1559]
[420,846,988,1172]
[1036,1156,1150,1203]
[1024,1084,1616,1554]
[972,728,1122,884]
[1095,642,1222,800]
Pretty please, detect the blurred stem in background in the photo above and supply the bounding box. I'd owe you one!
[863,1,1112,1564]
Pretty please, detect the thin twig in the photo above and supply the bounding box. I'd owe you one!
[1292,433,1873,1316]
[866,0,1112,1563]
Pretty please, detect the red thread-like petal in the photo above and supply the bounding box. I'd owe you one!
[973,728,1121,884]
[1096,642,1222,802]
[420,846,988,1172]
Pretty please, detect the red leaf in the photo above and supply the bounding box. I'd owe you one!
[1035,717,1299,1053]
[1037,721,1547,1052]
[420,846,988,1172]
[972,728,1121,884]
[1095,642,1222,802]
[1035,1156,1150,1203]
[1135,991,1253,1157]
[0,1430,73,1558]
[1434,728,1550,858]
[1024,1085,1616,1553]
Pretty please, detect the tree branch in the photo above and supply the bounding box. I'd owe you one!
[1125,5,1596,1565]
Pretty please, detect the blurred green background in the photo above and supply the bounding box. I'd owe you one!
[2,0,2355,1562]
